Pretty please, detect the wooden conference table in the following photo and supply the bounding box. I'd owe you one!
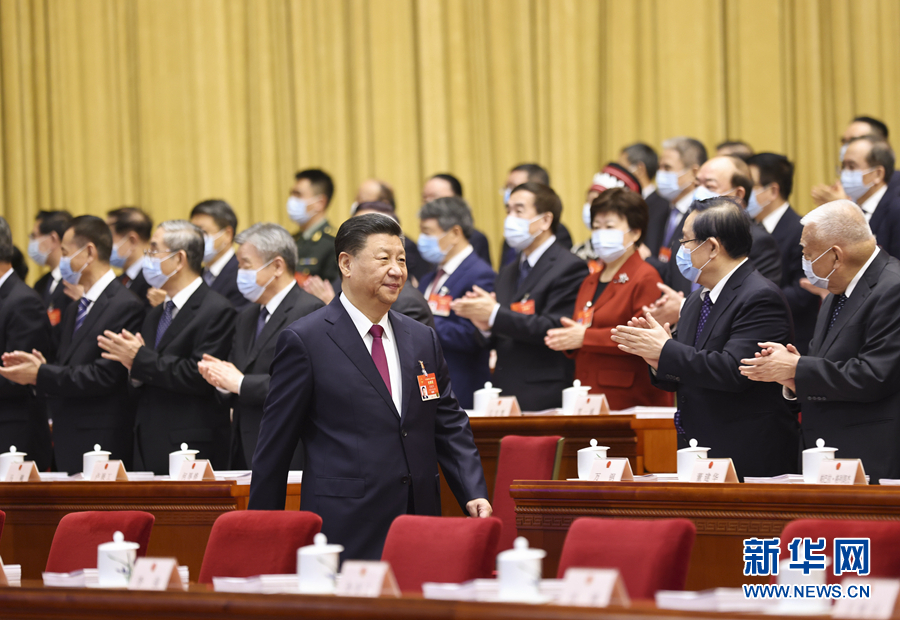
[0,480,302,581]
[511,480,900,590]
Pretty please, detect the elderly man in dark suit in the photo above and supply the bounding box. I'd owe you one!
[1,216,145,472]
[198,223,324,469]
[741,200,900,483]
[99,220,235,474]
[190,199,249,311]
[249,214,490,561]
[613,198,799,479]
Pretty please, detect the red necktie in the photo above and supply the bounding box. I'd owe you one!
[369,325,391,395]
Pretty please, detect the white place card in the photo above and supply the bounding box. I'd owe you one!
[176,459,215,481]
[0,555,7,587]
[4,461,40,482]
[587,458,634,482]
[558,568,630,607]
[818,459,867,485]
[689,458,739,483]
[90,460,128,482]
[336,560,400,598]
[128,558,183,591]
[486,396,522,417]
[572,394,610,416]
[833,578,900,619]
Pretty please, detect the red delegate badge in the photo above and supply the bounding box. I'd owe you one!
[510,296,535,315]
[417,361,439,401]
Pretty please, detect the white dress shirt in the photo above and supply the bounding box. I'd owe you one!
[642,184,657,199]
[427,244,473,297]
[761,203,790,234]
[703,258,749,304]
[860,186,888,223]
[78,270,118,318]
[207,248,235,279]
[125,258,143,282]
[487,234,557,328]
[0,266,14,290]
[166,276,203,320]
[48,266,62,295]
[340,292,402,415]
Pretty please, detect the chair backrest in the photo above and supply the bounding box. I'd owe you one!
[557,517,696,599]
[776,519,900,584]
[381,515,502,593]
[493,435,563,551]
[45,511,155,573]
[198,510,322,584]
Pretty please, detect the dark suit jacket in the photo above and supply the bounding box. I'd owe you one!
[795,250,900,482]
[120,270,153,309]
[868,171,900,260]
[469,229,492,268]
[651,261,799,479]
[206,254,251,311]
[491,241,590,410]
[34,270,73,359]
[226,285,324,469]
[643,191,672,258]
[249,299,488,560]
[501,223,573,267]
[0,272,53,470]
[770,206,820,354]
[130,281,236,474]
[36,278,145,473]
[418,252,496,409]
[333,278,435,330]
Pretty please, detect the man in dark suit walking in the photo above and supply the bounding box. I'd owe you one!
[98,220,235,474]
[1,216,145,473]
[741,200,900,482]
[198,223,324,469]
[612,198,798,479]
[0,216,53,470]
[249,214,490,561]
[107,207,156,309]
[190,199,249,311]
[453,183,589,411]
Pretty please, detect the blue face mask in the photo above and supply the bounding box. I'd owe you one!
[203,230,225,263]
[417,233,450,265]
[656,170,689,201]
[59,246,89,285]
[27,237,50,266]
[142,253,177,289]
[840,168,876,202]
[287,196,313,224]
[236,260,275,303]
[582,202,593,229]
[746,187,771,219]
[801,247,835,289]
[503,188,512,205]
[504,214,546,251]
[110,239,131,269]
[675,239,710,284]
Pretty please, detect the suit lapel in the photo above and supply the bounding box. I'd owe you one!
[392,311,415,421]
[156,284,205,351]
[62,287,112,362]
[817,251,887,354]
[694,262,752,349]
[677,292,702,346]
[515,243,557,299]
[246,288,297,363]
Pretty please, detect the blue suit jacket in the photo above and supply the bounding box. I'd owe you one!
[248,297,487,560]
[418,252,496,409]
[868,171,900,260]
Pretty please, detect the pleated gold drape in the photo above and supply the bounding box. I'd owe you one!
[2,0,899,282]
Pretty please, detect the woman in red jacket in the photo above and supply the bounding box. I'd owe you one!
[545,188,672,410]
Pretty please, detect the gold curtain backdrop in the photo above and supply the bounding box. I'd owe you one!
[2,0,899,282]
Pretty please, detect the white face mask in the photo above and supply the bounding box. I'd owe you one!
[504,214,545,251]
[840,168,876,202]
[801,247,835,289]
[591,228,633,263]
[287,196,315,224]
[656,169,690,201]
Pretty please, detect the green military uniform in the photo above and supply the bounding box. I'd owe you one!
[294,218,340,283]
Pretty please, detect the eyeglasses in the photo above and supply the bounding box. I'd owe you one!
[143,249,175,258]
[679,238,700,246]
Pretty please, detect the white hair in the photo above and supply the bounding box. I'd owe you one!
[800,200,874,246]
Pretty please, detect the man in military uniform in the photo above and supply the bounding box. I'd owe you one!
[288,169,340,284]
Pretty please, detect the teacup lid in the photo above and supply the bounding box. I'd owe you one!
[98,530,140,552]
[803,438,838,454]
[677,438,710,453]
[299,532,344,555]
[1,446,25,459]
[475,381,501,394]
[563,379,591,393]
[169,443,200,456]
[84,444,111,457]
[497,537,546,561]
[578,438,610,453]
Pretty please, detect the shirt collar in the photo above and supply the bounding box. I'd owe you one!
[860,185,888,216]
[0,267,14,290]
[125,258,143,280]
[522,235,557,268]
[207,248,234,277]
[167,276,203,310]
[83,269,117,302]
[440,244,473,275]
[264,280,295,316]
[51,265,61,281]
[339,291,394,343]
[642,184,656,199]
[703,258,749,304]
[674,191,694,214]
[761,202,790,234]
[302,218,328,240]
[845,246,879,298]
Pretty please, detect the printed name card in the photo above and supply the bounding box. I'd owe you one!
[176,459,215,481]
[688,458,739,483]
[833,578,900,619]
[90,460,128,481]
[587,458,634,482]
[336,561,400,598]
[558,568,630,607]
[4,461,40,482]
[572,393,610,416]
[486,396,522,417]
[818,459,868,485]
[128,558,183,591]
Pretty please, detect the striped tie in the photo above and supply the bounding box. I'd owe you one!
[155,300,176,348]
[73,298,91,333]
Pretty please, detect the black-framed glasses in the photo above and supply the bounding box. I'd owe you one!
[679,238,700,246]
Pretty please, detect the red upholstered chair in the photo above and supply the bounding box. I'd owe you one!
[45,511,155,573]
[381,514,502,593]
[198,510,322,583]
[556,517,696,599]
[493,435,563,551]
[775,519,900,584]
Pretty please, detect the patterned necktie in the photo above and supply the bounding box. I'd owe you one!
[693,293,714,347]
[203,270,215,286]
[517,259,532,290]
[254,306,269,343]
[155,300,176,348]
[121,275,131,287]
[827,293,848,333]
[369,325,391,395]
[430,269,445,297]
[73,298,91,333]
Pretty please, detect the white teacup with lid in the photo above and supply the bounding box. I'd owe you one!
[297,532,344,594]
[676,438,710,481]
[83,444,112,479]
[497,536,546,602]
[802,438,838,484]
[0,446,25,480]
[472,381,502,414]
[97,531,140,587]
[168,443,200,479]
[577,439,610,479]
[561,379,591,415]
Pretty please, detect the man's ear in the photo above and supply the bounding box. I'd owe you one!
[338,251,353,278]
